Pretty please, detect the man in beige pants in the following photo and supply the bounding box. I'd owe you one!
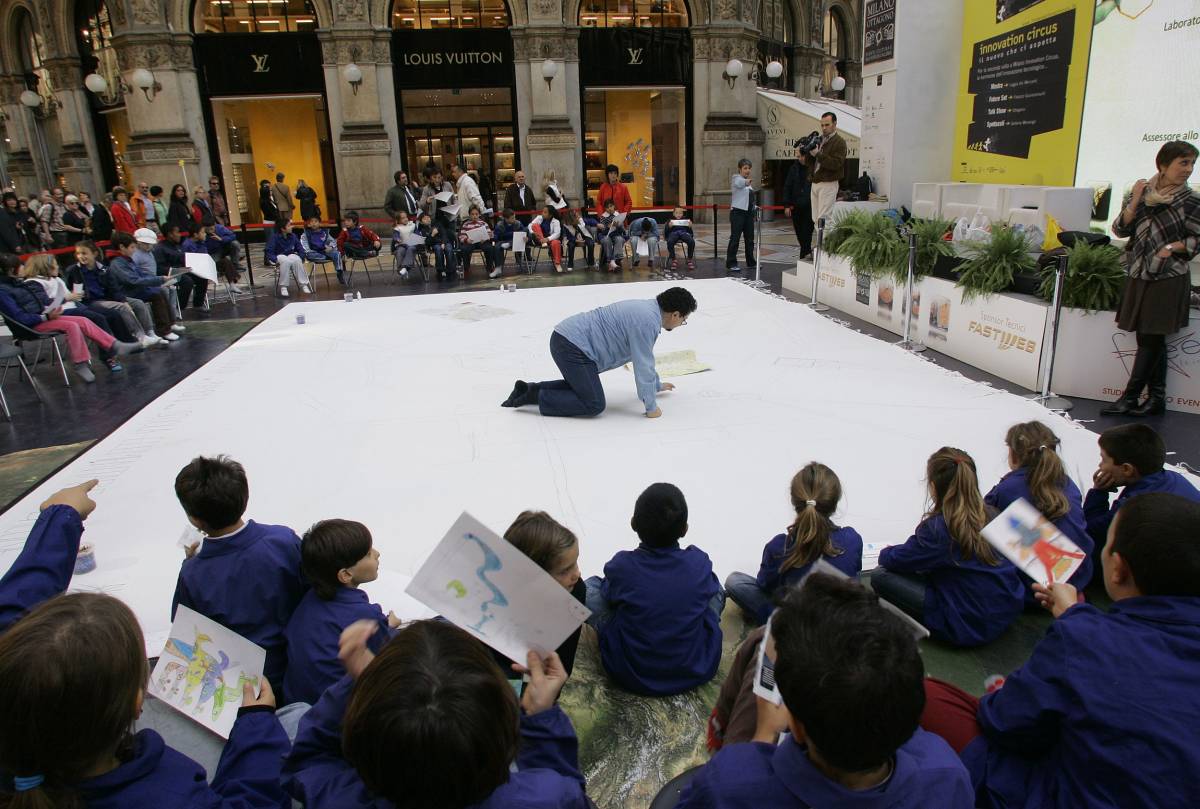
[810,112,846,226]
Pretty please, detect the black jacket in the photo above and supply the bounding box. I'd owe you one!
[88,204,113,242]
[167,199,194,237]
[782,160,811,207]
[0,209,25,253]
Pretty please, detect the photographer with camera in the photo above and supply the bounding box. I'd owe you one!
[783,142,813,260]
[808,112,846,227]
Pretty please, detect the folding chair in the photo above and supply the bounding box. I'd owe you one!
[344,251,381,287]
[1,314,70,387]
[0,341,42,418]
[511,231,540,275]
[306,256,335,289]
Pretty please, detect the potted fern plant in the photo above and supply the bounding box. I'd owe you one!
[821,207,872,257]
[838,212,904,279]
[1038,241,1126,312]
[887,218,954,282]
[955,225,1037,301]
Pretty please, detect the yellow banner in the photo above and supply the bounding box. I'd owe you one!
[952,0,1094,186]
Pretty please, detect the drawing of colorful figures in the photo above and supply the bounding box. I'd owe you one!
[161,628,250,724]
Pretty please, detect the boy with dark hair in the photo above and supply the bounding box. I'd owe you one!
[502,287,697,419]
[679,574,972,808]
[595,199,627,272]
[283,620,587,809]
[922,492,1200,808]
[584,483,723,696]
[335,211,382,260]
[172,455,306,692]
[283,519,399,704]
[1083,424,1200,553]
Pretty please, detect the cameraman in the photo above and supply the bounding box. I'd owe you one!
[809,112,846,227]
[782,145,813,260]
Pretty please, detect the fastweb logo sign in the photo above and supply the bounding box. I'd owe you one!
[967,319,1037,353]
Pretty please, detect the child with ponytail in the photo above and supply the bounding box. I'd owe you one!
[873,447,1024,647]
[725,462,863,624]
[0,480,290,808]
[986,421,1093,596]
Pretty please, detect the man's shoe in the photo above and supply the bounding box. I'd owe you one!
[502,380,529,408]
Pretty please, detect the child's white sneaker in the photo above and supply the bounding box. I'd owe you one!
[279,286,290,297]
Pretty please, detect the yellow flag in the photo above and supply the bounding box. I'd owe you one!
[1042,214,1063,251]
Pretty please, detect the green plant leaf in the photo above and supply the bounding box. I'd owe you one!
[821,208,873,257]
[1038,242,1125,312]
[889,218,954,282]
[838,212,904,279]
[955,225,1037,301]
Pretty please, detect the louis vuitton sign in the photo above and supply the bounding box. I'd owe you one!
[392,30,514,89]
[580,28,691,86]
[195,33,324,95]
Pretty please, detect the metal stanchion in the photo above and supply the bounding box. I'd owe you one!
[753,204,763,284]
[712,203,719,262]
[1027,253,1074,411]
[807,217,829,312]
[895,229,926,353]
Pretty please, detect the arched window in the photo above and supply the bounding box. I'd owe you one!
[759,0,792,45]
[823,8,845,59]
[578,0,689,28]
[391,0,511,29]
[16,9,53,104]
[77,0,121,107]
[195,0,319,33]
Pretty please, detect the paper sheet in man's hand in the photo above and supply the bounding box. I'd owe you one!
[625,349,712,378]
[406,512,591,664]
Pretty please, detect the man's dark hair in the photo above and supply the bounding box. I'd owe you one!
[302,519,374,600]
[773,574,924,772]
[2,191,17,205]
[822,111,837,124]
[174,455,249,530]
[605,164,619,176]
[656,286,697,317]
[1111,493,1200,597]
[112,231,135,249]
[149,185,162,196]
[393,170,404,184]
[275,172,285,181]
[631,482,688,548]
[1155,140,1199,171]
[343,621,519,809]
[1098,424,1165,477]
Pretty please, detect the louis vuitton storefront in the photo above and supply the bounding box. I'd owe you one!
[194,28,338,226]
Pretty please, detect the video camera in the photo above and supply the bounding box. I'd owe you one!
[796,131,821,156]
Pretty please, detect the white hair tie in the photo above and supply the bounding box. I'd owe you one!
[806,500,817,508]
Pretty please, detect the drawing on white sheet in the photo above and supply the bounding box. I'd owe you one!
[460,532,509,633]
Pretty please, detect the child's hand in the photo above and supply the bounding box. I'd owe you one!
[339,619,380,679]
[243,676,276,710]
[184,541,200,559]
[516,650,567,715]
[1033,582,1082,618]
[386,610,401,629]
[752,696,792,744]
[1092,468,1116,491]
[40,479,99,519]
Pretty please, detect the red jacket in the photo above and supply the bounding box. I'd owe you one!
[596,182,632,215]
[111,202,136,234]
[336,226,380,252]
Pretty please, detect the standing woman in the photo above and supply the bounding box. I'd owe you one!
[166,184,194,238]
[259,179,279,224]
[1102,140,1199,417]
[296,179,319,221]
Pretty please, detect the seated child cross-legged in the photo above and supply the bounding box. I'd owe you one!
[872,447,1025,647]
[495,511,587,676]
[171,455,307,694]
[985,421,1093,598]
[0,480,292,807]
[585,482,724,696]
[283,519,400,706]
[282,620,589,809]
[921,492,1200,809]
[1083,423,1200,556]
[725,461,863,625]
[677,574,974,808]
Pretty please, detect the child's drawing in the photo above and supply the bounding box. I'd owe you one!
[982,498,1087,587]
[408,512,592,665]
[148,605,266,739]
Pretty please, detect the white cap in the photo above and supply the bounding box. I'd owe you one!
[133,228,157,245]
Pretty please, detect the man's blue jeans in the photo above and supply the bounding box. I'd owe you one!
[538,331,606,417]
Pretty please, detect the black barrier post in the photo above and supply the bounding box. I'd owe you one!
[239,222,255,289]
[712,203,719,262]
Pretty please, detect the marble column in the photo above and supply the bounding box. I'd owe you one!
[512,25,583,204]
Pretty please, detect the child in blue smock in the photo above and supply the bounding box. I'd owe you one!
[873,447,1024,647]
[725,461,862,625]
[677,573,973,809]
[1083,423,1200,558]
[172,455,307,695]
[282,620,588,809]
[0,480,291,808]
[283,519,399,705]
[921,492,1200,809]
[584,482,724,695]
[985,421,1092,599]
